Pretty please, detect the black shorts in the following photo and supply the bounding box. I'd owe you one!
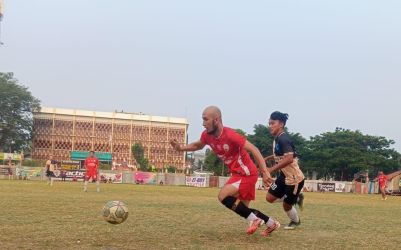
[268,175,304,205]
[46,170,53,177]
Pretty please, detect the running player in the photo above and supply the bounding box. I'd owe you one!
[377,171,388,200]
[265,111,305,230]
[84,150,100,192]
[170,106,280,236]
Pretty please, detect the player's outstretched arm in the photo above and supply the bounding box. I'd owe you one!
[269,154,294,173]
[170,139,205,152]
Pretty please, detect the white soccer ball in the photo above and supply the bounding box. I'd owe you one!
[102,201,129,224]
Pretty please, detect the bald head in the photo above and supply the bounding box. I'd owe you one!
[202,106,223,135]
[203,106,222,121]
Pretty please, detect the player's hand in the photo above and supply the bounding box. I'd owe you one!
[170,139,181,151]
[262,171,274,187]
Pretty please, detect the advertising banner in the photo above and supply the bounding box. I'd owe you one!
[100,173,123,183]
[317,182,335,192]
[60,160,81,170]
[185,176,207,187]
[51,169,86,181]
[16,167,42,179]
[3,153,22,161]
[335,182,346,192]
[134,171,156,184]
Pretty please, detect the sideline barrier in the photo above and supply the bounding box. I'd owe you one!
[0,166,366,194]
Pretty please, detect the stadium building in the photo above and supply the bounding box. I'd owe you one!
[32,107,188,171]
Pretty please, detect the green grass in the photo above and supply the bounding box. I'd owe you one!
[0,180,400,250]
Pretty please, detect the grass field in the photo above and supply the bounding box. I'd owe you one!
[0,180,400,250]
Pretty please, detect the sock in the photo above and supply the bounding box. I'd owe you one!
[266,218,276,227]
[84,181,88,191]
[221,196,252,219]
[96,181,100,192]
[249,208,270,224]
[286,206,299,223]
[246,212,258,222]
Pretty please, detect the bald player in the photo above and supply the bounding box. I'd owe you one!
[170,106,280,237]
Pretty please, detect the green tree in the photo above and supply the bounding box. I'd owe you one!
[0,72,41,152]
[166,165,176,173]
[247,124,274,157]
[203,148,227,176]
[131,143,149,171]
[302,128,401,180]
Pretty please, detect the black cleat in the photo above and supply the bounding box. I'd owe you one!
[284,219,301,230]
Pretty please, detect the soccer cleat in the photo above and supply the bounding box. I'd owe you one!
[297,193,304,211]
[247,218,263,235]
[261,220,280,237]
[284,220,301,230]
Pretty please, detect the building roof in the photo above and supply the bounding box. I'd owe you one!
[387,170,401,180]
[36,107,188,125]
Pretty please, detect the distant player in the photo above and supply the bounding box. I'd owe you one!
[170,106,280,236]
[45,155,56,186]
[84,151,100,192]
[265,111,305,230]
[377,171,388,200]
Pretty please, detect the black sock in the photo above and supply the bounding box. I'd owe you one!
[249,208,270,224]
[221,196,252,219]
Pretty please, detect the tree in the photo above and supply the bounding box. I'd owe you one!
[0,72,41,152]
[203,148,227,176]
[247,124,274,157]
[302,128,401,180]
[166,165,176,173]
[131,143,149,171]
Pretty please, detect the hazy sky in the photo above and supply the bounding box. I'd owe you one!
[1,1,401,151]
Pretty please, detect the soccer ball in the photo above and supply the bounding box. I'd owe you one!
[102,201,129,224]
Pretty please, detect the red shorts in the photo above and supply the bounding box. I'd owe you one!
[226,175,258,201]
[379,184,386,190]
[85,168,98,180]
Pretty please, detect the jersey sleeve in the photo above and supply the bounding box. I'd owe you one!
[278,136,294,155]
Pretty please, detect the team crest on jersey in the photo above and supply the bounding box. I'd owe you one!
[223,144,229,152]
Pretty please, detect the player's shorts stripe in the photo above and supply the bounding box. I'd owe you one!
[238,155,251,176]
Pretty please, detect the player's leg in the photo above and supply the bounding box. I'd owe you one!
[50,172,54,186]
[238,177,280,236]
[380,186,386,200]
[283,180,304,230]
[266,175,286,203]
[96,172,100,192]
[218,178,261,224]
[218,183,251,218]
[84,174,89,192]
[46,171,51,185]
[297,192,305,210]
